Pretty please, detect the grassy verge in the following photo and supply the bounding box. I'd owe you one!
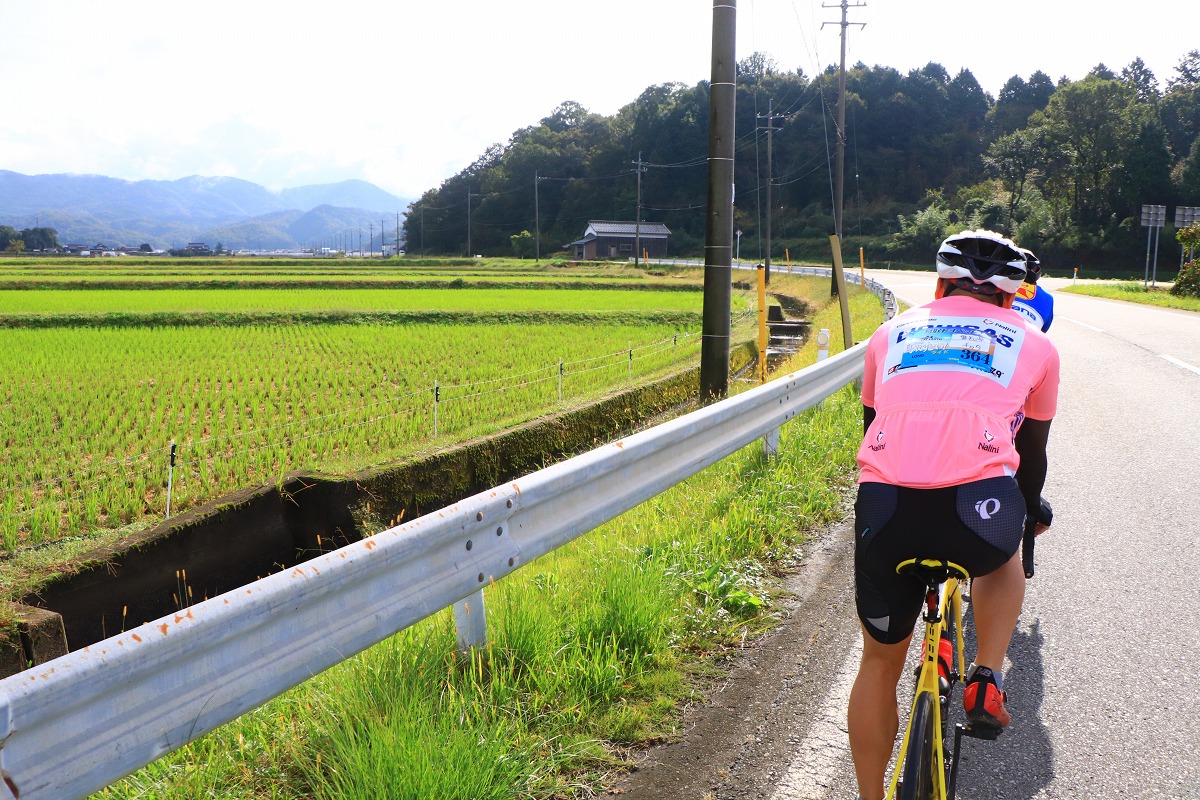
[1061,281,1200,312]
[98,282,881,799]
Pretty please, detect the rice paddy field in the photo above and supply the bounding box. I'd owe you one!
[0,257,752,555]
[0,287,705,314]
[0,257,695,288]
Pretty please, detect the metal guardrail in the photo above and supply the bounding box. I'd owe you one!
[0,271,891,800]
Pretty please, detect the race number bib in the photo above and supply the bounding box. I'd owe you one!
[882,314,1026,387]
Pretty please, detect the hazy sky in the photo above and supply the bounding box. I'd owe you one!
[2,0,1195,201]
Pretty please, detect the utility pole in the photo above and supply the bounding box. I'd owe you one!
[700,0,736,401]
[823,0,865,296]
[758,99,784,286]
[534,170,541,262]
[467,190,479,257]
[369,221,374,257]
[633,152,647,267]
[395,212,401,257]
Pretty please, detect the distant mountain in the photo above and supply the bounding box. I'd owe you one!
[277,180,403,215]
[0,171,409,249]
[202,206,403,252]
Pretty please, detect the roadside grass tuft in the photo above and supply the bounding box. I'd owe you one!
[1061,281,1200,312]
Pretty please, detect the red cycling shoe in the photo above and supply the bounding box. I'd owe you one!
[963,667,1010,730]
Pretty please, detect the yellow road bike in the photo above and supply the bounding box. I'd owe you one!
[884,559,999,800]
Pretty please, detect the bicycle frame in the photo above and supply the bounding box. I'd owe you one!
[885,559,968,800]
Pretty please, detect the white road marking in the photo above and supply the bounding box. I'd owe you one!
[1161,354,1200,377]
[1057,316,1104,332]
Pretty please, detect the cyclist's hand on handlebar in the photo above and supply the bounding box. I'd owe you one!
[1032,496,1053,536]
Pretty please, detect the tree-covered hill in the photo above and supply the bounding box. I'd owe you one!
[406,51,1200,272]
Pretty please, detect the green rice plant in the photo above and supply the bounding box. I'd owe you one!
[0,288,706,315]
[0,323,707,552]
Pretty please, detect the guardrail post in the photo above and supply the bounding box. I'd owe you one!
[762,427,780,458]
[453,589,487,651]
[883,290,897,319]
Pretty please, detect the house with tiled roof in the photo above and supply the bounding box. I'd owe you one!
[568,220,671,260]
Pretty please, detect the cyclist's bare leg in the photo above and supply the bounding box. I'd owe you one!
[969,551,1025,670]
[848,627,912,800]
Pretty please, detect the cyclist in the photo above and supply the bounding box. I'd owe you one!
[847,230,1060,800]
[1011,247,1055,332]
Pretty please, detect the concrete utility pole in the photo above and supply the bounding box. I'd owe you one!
[700,0,736,401]
[633,152,646,267]
[467,191,479,257]
[758,99,784,286]
[535,170,543,262]
[823,0,865,296]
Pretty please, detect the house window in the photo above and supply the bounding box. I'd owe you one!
[619,243,633,252]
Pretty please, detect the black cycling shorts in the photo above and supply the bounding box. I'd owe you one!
[854,476,1025,644]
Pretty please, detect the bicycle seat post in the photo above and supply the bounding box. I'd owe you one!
[923,583,941,624]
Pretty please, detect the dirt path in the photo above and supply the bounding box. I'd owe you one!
[605,521,862,800]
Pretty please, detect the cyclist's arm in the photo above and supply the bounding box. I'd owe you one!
[1015,417,1052,529]
[862,405,876,436]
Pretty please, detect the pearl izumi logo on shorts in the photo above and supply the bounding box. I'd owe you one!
[975,498,1001,520]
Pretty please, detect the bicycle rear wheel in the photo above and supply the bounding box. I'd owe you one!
[897,691,936,800]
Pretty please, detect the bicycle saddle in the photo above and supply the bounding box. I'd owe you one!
[896,558,971,586]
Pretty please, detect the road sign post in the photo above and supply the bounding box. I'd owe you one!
[1140,204,1166,287]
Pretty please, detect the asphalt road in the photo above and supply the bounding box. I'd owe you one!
[610,271,1200,799]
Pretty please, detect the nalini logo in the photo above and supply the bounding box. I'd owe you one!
[983,430,995,443]
[869,429,886,452]
[975,498,1001,520]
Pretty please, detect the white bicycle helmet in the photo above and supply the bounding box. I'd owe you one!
[936,230,1028,295]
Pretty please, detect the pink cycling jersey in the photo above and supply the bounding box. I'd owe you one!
[857,294,1060,488]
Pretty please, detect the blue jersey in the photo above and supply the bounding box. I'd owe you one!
[1012,282,1054,332]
